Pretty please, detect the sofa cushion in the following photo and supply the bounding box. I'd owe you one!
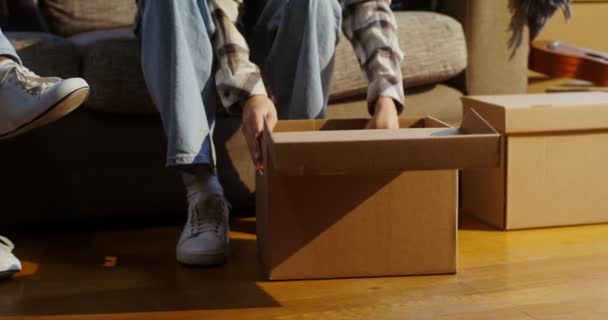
[330,11,467,100]
[82,38,156,115]
[41,0,137,36]
[69,28,135,53]
[7,32,80,78]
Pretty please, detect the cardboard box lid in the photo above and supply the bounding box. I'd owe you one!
[462,92,608,134]
[264,109,500,175]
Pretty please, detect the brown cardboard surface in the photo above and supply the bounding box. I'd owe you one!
[460,148,507,229]
[463,92,608,134]
[460,103,508,229]
[265,112,500,175]
[462,92,608,230]
[506,132,608,229]
[257,114,499,280]
[257,164,458,280]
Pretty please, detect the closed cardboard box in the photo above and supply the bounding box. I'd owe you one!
[257,111,500,280]
[462,92,608,230]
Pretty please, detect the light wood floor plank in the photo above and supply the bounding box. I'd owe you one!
[1,216,608,319]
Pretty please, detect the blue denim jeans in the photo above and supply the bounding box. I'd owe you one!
[137,0,341,168]
[0,29,21,64]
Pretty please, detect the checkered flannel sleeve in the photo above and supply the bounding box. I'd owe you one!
[210,0,267,114]
[342,0,405,114]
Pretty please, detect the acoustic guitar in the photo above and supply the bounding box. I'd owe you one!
[530,40,608,86]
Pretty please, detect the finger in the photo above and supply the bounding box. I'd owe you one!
[392,117,400,129]
[242,121,261,169]
[266,107,278,131]
[248,138,263,173]
[244,113,264,170]
[254,133,265,174]
[256,107,277,174]
[244,130,258,168]
[366,117,375,129]
[253,113,265,166]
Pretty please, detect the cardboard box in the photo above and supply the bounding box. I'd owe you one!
[256,110,500,280]
[461,92,608,230]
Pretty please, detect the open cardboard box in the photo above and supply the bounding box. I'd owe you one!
[256,110,500,280]
[462,92,608,230]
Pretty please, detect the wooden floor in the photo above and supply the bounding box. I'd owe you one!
[1,216,608,320]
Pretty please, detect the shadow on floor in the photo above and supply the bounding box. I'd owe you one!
[458,213,499,231]
[231,217,257,236]
[0,226,277,316]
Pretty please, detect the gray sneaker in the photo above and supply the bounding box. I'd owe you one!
[176,194,230,266]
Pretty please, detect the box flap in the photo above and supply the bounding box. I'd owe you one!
[263,110,501,175]
[463,92,608,134]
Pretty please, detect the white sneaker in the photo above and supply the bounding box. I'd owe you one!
[0,60,90,140]
[0,236,21,279]
[177,193,230,266]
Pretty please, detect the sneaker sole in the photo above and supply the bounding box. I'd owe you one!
[176,248,229,266]
[0,270,18,280]
[0,87,90,140]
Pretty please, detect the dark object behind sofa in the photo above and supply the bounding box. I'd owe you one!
[0,0,48,32]
[391,0,440,11]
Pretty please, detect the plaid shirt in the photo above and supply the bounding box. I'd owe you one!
[210,0,404,114]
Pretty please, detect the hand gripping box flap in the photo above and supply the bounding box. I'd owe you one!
[263,109,501,175]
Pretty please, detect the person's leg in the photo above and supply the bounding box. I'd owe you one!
[250,0,342,119]
[137,0,218,169]
[0,27,90,279]
[0,28,21,63]
[137,0,229,266]
[0,32,20,275]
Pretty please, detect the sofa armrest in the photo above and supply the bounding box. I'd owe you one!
[441,0,529,95]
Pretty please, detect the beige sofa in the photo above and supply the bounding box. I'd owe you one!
[1,0,528,225]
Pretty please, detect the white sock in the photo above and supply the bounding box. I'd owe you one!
[181,167,224,202]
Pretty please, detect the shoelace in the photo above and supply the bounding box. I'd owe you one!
[190,195,229,235]
[0,63,59,95]
[0,236,15,253]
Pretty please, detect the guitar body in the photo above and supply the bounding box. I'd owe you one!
[530,40,608,86]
